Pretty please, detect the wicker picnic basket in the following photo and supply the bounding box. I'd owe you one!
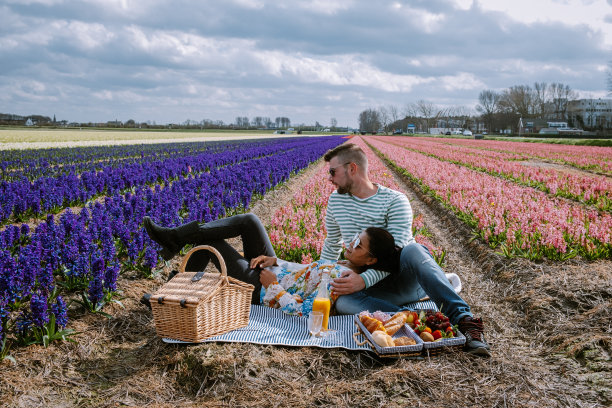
[150,245,254,342]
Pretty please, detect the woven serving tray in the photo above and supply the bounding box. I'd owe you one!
[353,315,424,358]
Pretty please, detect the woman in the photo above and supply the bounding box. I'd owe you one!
[142,214,401,310]
[253,227,402,316]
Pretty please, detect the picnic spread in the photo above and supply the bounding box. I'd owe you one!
[149,245,467,357]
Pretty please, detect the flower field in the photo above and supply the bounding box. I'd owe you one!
[1,134,610,407]
[367,136,612,261]
[0,136,345,358]
[378,136,612,211]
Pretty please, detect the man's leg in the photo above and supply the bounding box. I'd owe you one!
[334,291,401,315]
[397,243,472,325]
[398,243,490,356]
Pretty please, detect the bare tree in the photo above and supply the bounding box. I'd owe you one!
[415,100,444,133]
[608,60,612,95]
[476,90,500,132]
[358,109,381,133]
[388,105,400,126]
[378,106,390,134]
[549,83,578,120]
[499,85,534,118]
[533,82,549,118]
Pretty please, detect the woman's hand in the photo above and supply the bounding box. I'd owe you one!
[250,255,277,269]
[259,268,277,288]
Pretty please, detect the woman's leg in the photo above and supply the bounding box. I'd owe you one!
[192,213,276,259]
[144,213,275,260]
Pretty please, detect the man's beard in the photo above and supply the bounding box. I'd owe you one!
[336,180,353,195]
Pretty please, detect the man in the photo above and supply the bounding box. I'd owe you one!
[321,143,491,356]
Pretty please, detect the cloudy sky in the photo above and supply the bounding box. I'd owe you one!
[1,0,610,128]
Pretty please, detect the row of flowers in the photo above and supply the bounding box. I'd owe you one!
[0,136,345,360]
[378,136,612,211]
[367,137,612,261]
[438,137,612,175]
[268,136,446,266]
[0,138,323,225]
[0,139,265,181]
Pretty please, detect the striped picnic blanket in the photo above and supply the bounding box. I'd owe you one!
[162,300,438,349]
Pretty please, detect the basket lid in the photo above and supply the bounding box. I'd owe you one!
[150,271,229,307]
[150,245,234,308]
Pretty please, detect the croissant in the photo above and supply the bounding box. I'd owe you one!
[394,336,416,346]
[383,312,408,335]
[360,314,386,333]
[371,330,395,348]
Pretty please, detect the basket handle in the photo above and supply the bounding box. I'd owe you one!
[179,245,228,278]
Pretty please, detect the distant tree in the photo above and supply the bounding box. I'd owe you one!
[533,82,549,118]
[414,100,444,133]
[378,106,390,134]
[499,85,534,118]
[330,118,337,129]
[235,117,249,128]
[608,61,612,95]
[358,109,381,133]
[549,82,578,120]
[476,90,500,133]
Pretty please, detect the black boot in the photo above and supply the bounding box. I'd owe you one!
[143,216,201,260]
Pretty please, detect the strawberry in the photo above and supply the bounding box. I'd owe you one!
[432,330,442,340]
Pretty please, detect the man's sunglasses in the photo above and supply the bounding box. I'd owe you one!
[329,162,352,177]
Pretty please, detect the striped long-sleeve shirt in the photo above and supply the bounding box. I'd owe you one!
[319,184,414,288]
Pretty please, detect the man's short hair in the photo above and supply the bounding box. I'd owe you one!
[323,143,368,171]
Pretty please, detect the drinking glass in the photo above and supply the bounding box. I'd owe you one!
[308,311,324,338]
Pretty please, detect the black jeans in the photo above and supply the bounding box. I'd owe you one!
[183,213,275,304]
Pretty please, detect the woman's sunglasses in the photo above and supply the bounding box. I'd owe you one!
[349,232,373,256]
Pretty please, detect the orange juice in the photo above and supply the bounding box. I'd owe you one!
[312,275,331,330]
[312,297,331,330]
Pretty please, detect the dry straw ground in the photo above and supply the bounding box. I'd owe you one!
[1,139,610,408]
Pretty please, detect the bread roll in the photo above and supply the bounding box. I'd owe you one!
[360,314,385,333]
[371,330,394,348]
[393,336,416,346]
[383,312,408,335]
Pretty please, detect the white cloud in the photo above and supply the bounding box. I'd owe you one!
[254,52,433,92]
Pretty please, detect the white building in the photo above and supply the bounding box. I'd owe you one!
[567,98,612,129]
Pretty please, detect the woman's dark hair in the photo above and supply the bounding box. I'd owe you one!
[363,227,401,273]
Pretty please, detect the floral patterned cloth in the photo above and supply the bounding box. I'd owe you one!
[260,259,348,316]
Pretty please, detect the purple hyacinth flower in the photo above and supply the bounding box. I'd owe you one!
[51,296,68,328]
[87,257,105,306]
[30,291,49,328]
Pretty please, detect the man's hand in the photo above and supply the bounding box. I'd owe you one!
[250,255,277,269]
[330,270,365,295]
